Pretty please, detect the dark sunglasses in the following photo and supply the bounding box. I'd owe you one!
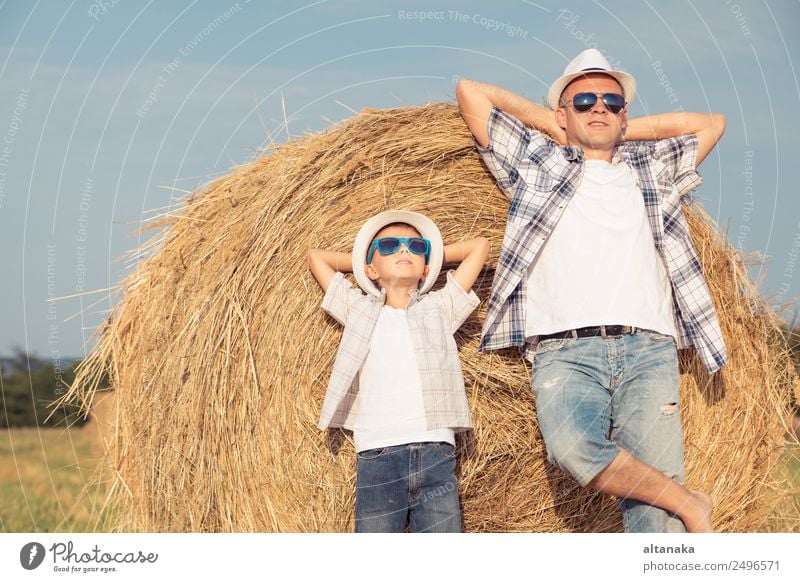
[367,237,431,264]
[563,92,626,114]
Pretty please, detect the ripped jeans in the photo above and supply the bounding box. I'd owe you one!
[531,329,686,532]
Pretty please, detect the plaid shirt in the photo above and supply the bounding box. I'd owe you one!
[476,106,728,374]
[318,270,480,431]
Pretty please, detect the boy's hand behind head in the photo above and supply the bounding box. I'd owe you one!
[307,248,353,293]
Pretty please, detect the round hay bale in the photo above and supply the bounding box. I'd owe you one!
[84,390,117,456]
[66,103,797,532]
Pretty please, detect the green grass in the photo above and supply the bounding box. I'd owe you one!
[0,427,113,532]
[1,427,798,532]
[765,442,800,532]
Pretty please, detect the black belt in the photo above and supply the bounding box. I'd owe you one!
[538,325,641,341]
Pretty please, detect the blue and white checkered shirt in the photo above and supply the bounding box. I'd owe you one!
[318,270,480,431]
[475,106,728,374]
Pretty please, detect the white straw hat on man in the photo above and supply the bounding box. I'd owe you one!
[547,48,637,110]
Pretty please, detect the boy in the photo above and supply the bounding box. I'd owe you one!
[307,210,489,532]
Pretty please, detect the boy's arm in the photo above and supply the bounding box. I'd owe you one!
[443,237,490,293]
[455,79,566,147]
[625,112,726,166]
[306,249,353,293]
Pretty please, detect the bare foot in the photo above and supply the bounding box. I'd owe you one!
[682,490,714,532]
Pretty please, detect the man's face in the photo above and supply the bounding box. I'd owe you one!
[365,224,430,290]
[555,73,628,154]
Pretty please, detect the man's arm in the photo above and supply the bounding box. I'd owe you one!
[455,79,566,147]
[307,249,353,293]
[625,112,726,166]
[442,237,490,293]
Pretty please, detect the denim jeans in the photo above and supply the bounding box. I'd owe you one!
[355,442,462,533]
[532,329,686,532]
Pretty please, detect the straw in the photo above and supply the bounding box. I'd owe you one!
[59,103,797,532]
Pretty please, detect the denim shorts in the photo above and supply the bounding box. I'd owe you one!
[355,441,461,533]
[532,329,686,532]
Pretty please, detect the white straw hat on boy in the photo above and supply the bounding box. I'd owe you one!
[352,210,443,299]
[546,48,637,110]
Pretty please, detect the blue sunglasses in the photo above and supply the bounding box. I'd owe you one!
[367,237,431,264]
[563,92,626,114]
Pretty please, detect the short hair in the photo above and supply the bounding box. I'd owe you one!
[370,222,421,247]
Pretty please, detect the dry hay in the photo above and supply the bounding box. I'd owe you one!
[63,103,797,532]
[83,390,117,457]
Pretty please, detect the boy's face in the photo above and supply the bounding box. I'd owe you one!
[365,224,430,291]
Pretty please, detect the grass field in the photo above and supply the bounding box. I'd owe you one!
[0,427,798,532]
[767,440,800,532]
[0,427,112,532]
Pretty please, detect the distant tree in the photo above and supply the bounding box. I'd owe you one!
[788,327,800,368]
[781,312,800,414]
[0,352,85,428]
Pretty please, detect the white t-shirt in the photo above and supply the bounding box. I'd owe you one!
[353,305,455,453]
[525,159,678,338]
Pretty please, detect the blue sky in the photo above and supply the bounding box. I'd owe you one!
[1,0,799,359]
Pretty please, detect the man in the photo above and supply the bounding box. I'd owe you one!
[456,49,727,532]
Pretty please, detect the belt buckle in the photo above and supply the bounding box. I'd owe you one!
[601,325,635,338]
